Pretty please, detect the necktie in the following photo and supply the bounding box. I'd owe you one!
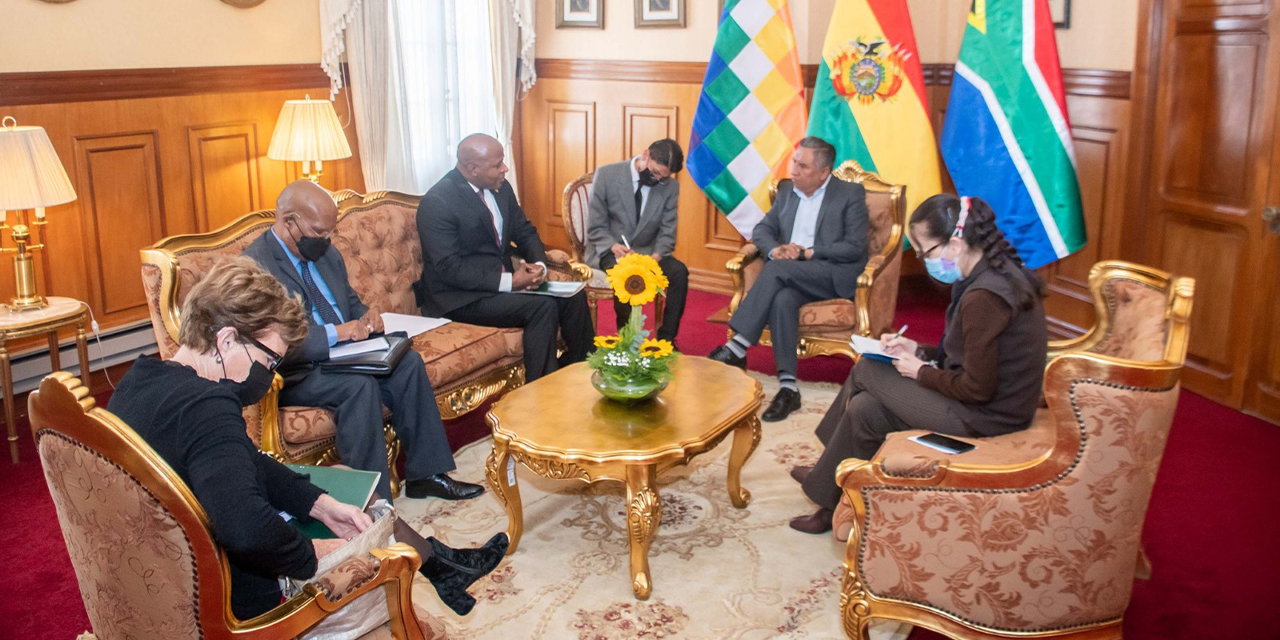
[480,188,501,247]
[299,261,342,325]
[634,184,644,223]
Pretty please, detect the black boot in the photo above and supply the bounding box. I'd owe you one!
[418,533,509,615]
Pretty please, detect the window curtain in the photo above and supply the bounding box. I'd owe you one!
[488,0,537,194]
[321,0,536,195]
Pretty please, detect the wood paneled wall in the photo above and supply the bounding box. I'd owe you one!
[517,59,1133,337]
[0,65,364,339]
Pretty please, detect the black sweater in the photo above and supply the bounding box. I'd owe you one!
[108,356,326,619]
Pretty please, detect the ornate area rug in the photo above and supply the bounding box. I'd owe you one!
[396,375,911,640]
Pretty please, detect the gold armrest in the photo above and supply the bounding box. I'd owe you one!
[726,243,761,315]
[853,222,903,337]
[544,249,592,282]
[254,372,287,458]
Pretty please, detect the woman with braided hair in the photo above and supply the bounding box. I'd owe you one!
[788,194,1047,534]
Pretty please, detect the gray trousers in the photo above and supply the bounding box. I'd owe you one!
[728,259,841,377]
[800,358,974,510]
[281,350,455,498]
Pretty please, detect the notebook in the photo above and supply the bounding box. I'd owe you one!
[849,335,901,363]
[284,464,381,540]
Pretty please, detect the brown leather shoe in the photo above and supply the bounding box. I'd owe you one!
[789,465,814,484]
[789,507,834,534]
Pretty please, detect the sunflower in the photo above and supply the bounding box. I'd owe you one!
[639,339,674,359]
[606,253,668,306]
[594,335,622,349]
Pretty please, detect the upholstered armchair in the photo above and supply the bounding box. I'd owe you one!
[562,172,665,330]
[718,161,906,360]
[832,261,1195,639]
[28,371,444,640]
[140,190,539,488]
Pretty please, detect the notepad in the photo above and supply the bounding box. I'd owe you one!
[381,313,450,339]
[284,464,381,539]
[849,335,901,363]
[514,281,586,297]
[328,336,390,359]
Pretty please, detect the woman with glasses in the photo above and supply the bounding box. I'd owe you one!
[787,194,1048,534]
[109,257,506,619]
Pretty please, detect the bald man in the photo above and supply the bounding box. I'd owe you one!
[416,134,593,381]
[243,181,484,501]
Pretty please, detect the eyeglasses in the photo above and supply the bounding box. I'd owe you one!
[918,242,945,259]
[288,215,335,239]
[242,334,283,371]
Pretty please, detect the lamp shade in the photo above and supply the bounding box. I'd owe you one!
[0,117,77,210]
[267,96,353,162]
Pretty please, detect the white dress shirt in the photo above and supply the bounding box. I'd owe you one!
[468,181,544,291]
[787,175,831,250]
[629,156,652,219]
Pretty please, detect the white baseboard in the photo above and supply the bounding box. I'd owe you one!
[9,320,159,394]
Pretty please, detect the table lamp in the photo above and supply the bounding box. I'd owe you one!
[0,117,77,310]
[267,95,352,183]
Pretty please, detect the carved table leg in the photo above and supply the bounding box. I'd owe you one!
[484,437,523,555]
[76,319,92,389]
[726,414,761,508]
[625,464,661,600]
[1,338,14,463]
[47,331,61,372]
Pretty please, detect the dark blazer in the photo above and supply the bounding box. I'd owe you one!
[416,168,548,316]
[584,159,680,266]
[752,176,870,299]
[243,231,369,372]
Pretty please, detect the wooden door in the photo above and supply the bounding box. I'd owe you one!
[1130,0,1280,408]
[1246,132,1280,422]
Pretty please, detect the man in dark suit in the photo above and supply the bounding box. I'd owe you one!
[417,133,593,381]
[585,138,688,343]
[709,137,870,422]
[244,181,484,501]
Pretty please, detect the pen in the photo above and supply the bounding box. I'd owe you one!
[893,324,908,340]
[621,235,632,250]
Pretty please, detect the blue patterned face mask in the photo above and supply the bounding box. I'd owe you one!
[924,256,963,284]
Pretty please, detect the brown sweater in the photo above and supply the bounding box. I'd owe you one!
[916,260,1047,436]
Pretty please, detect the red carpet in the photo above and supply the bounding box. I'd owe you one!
[3,286,1278,639]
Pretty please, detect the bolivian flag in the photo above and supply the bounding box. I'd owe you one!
[807,0,940,218]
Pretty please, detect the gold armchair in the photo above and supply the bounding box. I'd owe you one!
[28,372,441,640]
[720,161,906,360]
[562,172,664,330]
[833,260,1195,639]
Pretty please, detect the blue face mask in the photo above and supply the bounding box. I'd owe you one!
[925,256,963,284]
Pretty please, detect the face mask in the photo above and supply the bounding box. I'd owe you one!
[638,168,661,187]
[287,217,332,261]
[230,361,275,407]
[924,256,963,284]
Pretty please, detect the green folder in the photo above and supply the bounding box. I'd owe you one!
[285,464,381,539]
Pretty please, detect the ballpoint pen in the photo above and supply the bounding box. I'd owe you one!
[893,324,909,340]
[621,235,632,250]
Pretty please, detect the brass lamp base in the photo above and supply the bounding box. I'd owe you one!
[10,250,48,311]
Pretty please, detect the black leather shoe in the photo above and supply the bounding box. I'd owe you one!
[789,507,834,534]
[405,473,485,500]
[761,388,801,422]
[790,465,813,484]
[708,345,747,369]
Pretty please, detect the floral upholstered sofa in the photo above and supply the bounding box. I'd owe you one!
[141,189,578,481]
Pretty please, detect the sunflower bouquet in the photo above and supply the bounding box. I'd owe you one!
[587,253,676,402]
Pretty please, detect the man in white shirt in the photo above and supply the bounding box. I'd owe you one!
[709,137,871,421]
[584,139,688,343]
[417,134,594,381]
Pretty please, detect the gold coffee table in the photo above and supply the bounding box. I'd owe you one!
[484,357,763,599]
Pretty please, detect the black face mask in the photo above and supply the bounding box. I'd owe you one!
[287,217,332,261]
[230,361,275,407]
[638,168,661,188]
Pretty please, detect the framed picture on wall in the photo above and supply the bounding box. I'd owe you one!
[556,0,604,29]
[1050,0,1071,29]
[635,0,686,28]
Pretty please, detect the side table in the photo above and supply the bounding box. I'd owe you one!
[0,296,92,463]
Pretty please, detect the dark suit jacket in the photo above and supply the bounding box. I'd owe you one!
[584,159,679,266]
[416,168,548,316]
[242,231,369,374]
[752,176,870,299]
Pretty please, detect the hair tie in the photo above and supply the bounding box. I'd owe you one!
[953,196,970,237]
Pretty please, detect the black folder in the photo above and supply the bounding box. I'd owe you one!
[319,332,412,375]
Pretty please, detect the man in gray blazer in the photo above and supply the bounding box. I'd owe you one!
[709,137,870,422]
[244,181,483,502]
[585,138,688,342]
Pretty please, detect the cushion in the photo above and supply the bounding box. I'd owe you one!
[798,299,858,329]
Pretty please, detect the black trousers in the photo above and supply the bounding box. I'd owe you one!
[599,253,688,343]
[728,259,841,377]
[280,350,454,498]
[447,290,593,381]
[800,358,974,510]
